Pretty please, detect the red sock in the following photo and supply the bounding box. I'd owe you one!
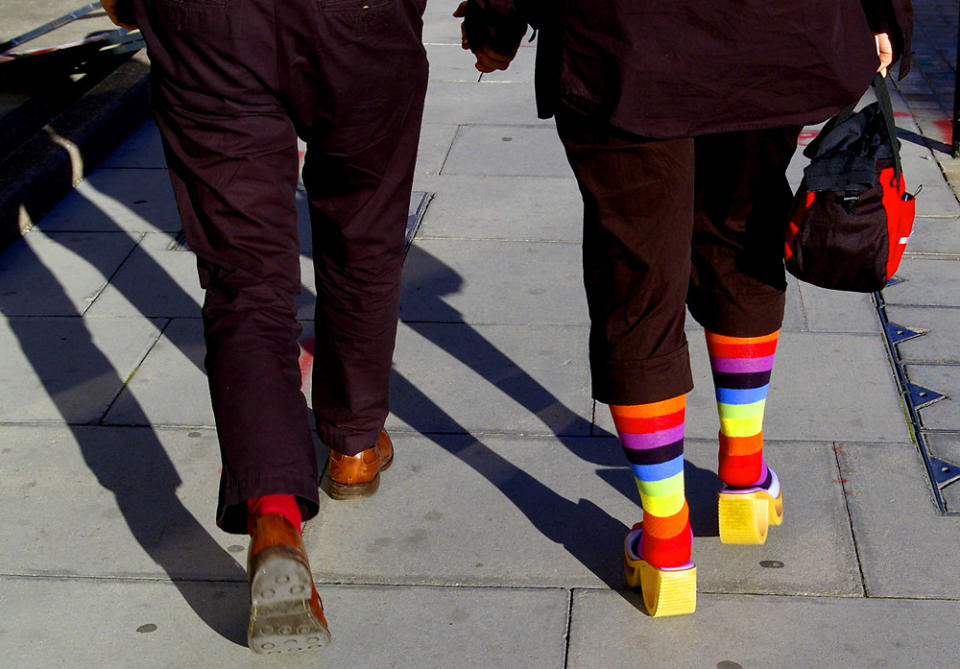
[247,494,302,534]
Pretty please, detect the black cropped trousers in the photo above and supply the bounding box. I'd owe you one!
[557,109,801,405]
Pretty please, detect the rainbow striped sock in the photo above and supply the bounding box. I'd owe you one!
[611,396,692,569]
[705,330,779,488]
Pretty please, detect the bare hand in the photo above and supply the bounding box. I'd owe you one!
[875,32,893,77]
[453,1,518,73]
[100,0,138,30]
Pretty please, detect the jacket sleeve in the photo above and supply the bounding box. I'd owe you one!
[470,0,544,29]
[861,0,914,78]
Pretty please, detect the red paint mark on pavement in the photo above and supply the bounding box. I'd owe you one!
[933,119,952,142]
[797,130,819,147]
[833,478,849,485]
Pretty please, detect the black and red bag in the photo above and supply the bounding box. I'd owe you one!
[785,74,917,292]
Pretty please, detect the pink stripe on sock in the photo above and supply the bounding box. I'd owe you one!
[711,354,775,374]
[620,424,685,451]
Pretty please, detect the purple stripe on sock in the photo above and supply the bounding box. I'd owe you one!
[710,354,775,374]
[620,424,685,451]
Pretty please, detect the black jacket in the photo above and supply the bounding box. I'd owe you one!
[470,1,913,138]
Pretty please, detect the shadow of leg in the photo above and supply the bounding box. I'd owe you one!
[5,267,249,645]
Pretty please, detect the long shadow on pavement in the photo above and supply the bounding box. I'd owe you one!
[2,232,249,644]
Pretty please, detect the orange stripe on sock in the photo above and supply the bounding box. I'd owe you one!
[611,396,686,419]
[718,431,764,456]
[704,330,780,346]
[643,501,689,539]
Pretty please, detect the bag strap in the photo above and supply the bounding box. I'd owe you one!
[803,74,902,180]
[871,73,903,180]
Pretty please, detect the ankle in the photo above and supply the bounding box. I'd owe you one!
[247,494,303,535]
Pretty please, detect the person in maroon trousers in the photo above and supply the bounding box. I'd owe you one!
[456,0,912,617]
[101,0,428,653]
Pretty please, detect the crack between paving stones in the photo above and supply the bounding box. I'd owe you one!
[78,230,146,318]
[5,572,957,602]
[436,124,462,176]
[97,316,170,425]
[833,441,870,597]
[561,589,573,669]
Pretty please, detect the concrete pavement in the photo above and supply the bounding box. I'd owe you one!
[1,1,959,667]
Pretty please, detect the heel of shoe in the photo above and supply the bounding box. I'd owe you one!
[321,471,380,501]
[623,524,696,618]
[718,489,783,544]
[768,490,784,526]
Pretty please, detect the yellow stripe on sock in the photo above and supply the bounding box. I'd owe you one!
[639,489,686,517]
[717,400,766,421]
[720,413,765,437]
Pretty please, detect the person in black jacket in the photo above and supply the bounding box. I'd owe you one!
[456,0,912,617]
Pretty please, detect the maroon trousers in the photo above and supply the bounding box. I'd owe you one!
[135,0,428,533]
[556,109,800,405]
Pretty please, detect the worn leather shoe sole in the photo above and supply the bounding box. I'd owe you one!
[248,545,331,654]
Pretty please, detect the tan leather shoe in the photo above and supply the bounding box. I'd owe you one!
[322,429,394,500]
[247,514,330,654]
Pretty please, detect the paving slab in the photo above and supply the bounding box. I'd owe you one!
[904,364,960,430]
[0,578,568,669]
[102,318,212,427]
[905,216,960,255]
[422,0,463,45]
[795,281,880,333]
[413,174,582,241]
[682,439,862,596]
[836,441,960,599]
[310,432,629,588]
[441,124,571,178]
[0,315,162,423]
[30,170,179,234]
[425,43,484,83]
[0,424,246,580]
[421,81,541,126]
[307,434,859,596]
[879,256,960,307]
[567,590,960,669]
[388,322,593,436]
[399,239,588,325]
[886,305,960,363]
[926,432,960,469]
[899,136,960,218]
[0,230,139,316]
[97,119,166,169]
[416,122,458,177]
[595,331,911,443]
[84,231,203,319]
